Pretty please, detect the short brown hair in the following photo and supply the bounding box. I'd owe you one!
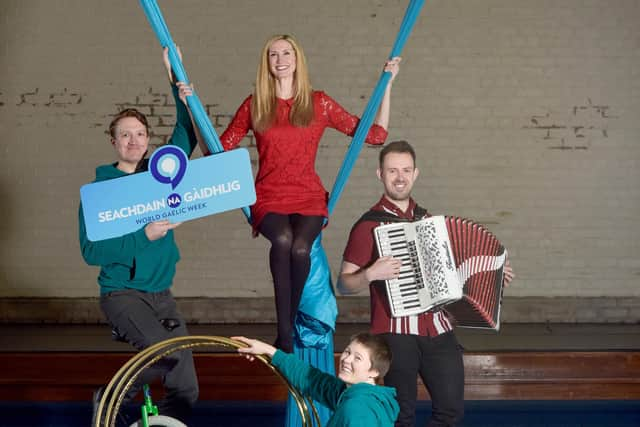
[350,332,392,384]
[379,140,416,168]
[108,108,150,139]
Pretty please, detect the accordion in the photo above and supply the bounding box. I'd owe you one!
[373,215,507,330]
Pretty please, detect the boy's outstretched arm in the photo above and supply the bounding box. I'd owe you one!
[233,336,277,361]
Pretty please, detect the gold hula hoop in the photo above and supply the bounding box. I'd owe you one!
[93,336,320,427]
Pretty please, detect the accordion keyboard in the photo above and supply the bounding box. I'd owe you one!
[374,217,464,318]
[379,225,425,315]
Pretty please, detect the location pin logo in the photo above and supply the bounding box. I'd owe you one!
[149,145,188,190]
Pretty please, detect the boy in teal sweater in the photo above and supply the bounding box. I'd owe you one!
[80,48,199,425]
[234,332,400,427]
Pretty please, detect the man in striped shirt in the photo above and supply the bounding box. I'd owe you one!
[338,140,464,427]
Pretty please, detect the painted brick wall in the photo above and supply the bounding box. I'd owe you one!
[0,1,638,322]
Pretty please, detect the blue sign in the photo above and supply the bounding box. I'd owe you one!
[80,147,255,241]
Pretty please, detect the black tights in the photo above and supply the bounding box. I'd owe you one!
[259,213,324,353]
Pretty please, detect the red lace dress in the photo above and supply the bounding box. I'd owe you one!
[220,91,388,232]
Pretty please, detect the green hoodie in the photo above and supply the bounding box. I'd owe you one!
[79,85,197,295]
[272,350,399,427]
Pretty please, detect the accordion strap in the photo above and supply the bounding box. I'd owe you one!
[355,204,429,226]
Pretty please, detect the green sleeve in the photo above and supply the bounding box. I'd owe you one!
[271,350,345,410]
[168,84,198,158]
[78,204,151,267]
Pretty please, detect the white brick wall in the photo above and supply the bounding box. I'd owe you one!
[0,0,638,309]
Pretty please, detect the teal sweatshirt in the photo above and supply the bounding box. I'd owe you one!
[271,350,399,427]
[79,85,197,295]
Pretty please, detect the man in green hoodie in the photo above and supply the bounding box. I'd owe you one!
[79,49,199,425]
[234,332,400,427]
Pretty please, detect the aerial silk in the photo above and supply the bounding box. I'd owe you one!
[139,1,424,425]
[290,3,425,425]
[138,0,251,221]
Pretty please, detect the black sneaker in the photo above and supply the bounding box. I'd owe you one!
[92,386,135,427]
[91,386,106,426]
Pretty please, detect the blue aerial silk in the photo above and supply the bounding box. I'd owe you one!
[290,2,425,425]
[138,1,425,425]
[296,0,426,344]
[139,0,251,220]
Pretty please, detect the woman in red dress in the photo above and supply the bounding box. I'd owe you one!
[202,34,400,352]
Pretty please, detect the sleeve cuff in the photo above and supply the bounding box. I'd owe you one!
[271,349,286,367]
[133,227,152,249]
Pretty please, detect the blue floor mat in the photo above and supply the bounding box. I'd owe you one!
[1,400,638,427]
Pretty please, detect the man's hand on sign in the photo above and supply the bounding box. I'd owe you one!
[145,220,182,241]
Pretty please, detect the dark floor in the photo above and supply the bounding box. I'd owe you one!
[1,400,639,427]
[1,323,639,352]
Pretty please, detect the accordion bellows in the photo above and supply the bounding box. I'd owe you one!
[374,216,507,330]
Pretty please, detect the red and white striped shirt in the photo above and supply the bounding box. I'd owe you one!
[342,196,454,337]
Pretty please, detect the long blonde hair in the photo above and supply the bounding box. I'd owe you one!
[251,34,314,133]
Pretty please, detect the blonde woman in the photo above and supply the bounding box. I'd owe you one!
[204,34,400,352]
